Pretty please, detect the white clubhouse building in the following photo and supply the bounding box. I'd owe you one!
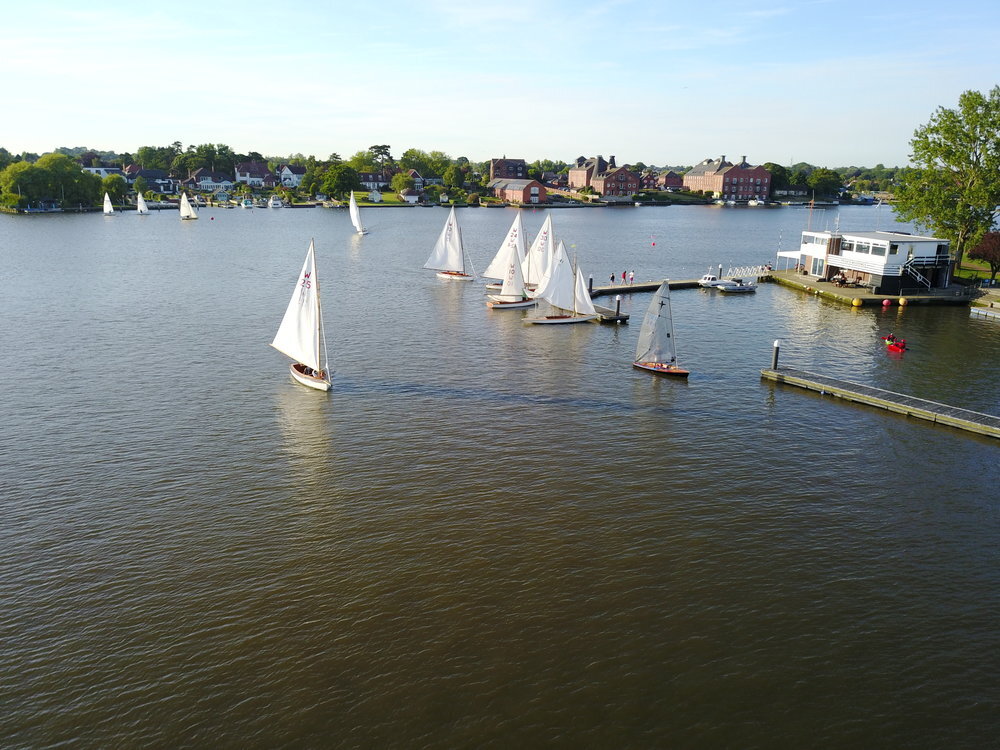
[778,229,952,294]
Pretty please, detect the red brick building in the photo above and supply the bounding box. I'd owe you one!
[592,166,640,197]
[567,155,611,189]
[657,171,684,190]
[489,157,528,180]
[487,178,547,204]
[682,155,771,201]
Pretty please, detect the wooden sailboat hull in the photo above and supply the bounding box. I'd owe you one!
[290,363,331,391]
[435,270,474,281]
[487,298,537,309]
[523,313,599,325]
[633,361,690,377]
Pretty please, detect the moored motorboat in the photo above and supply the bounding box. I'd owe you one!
[717,278,756,293]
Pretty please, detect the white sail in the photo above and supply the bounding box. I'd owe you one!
[136,193,149,215]
[179,192,198,220]
[635,281,679,365]
[492,236,531,301]
[533,240,575,311]
[483,213,525,280]
[423,206,465,273]
[573,266,597,316]
[523,214,553,286]
[271,240,323,372]
[103,193,114,215]
[348,191,366,234]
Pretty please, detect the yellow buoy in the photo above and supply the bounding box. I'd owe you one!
[899,297,908,306]
[852,298,862,306]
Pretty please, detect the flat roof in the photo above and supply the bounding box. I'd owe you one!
[803,230,945,243]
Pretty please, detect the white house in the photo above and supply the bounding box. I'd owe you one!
[83,167,123,179]
[779,229,952,294]
[277,164,306,188]
[235,161,274,187]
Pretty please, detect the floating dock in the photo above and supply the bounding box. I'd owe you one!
[970,307,1000,321]
[589,279,700,298]
[760,366,1000,439]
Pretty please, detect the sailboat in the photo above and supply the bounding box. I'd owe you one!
[136,192,150,215]
[482,213,526,290]
[522,214,554,290]
[348,191,367,234]
[103,192,114,215]
[523,240,598,324]
[633,280,689,377]
[271,239,331,391]
[178,192,198,220]
[424,206,474,281]
[486,219,536,309]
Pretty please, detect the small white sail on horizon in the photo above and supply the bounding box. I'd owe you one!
[136,193,149,215]
[179,192,198,220]
[633,280,689,377]
[103,192,114,215]
[424,206,474,280]
[348,191,367,234]
[271,239,331,391]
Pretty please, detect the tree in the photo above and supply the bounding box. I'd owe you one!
[391,173,415,194]
[399,148,433,177]
[762,162,789,190]
[321,164,361,199]
[969,232,1000,283]
[133,175,148,196]
[346,150,376,172]
[368,144,393,170]
[102,173,128,204]
[894,87,1000,264]
[807,168,843,198]
[443,164,464,189]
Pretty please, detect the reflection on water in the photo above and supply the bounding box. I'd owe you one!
[1,206,998,748]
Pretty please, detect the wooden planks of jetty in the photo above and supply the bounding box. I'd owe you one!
[761,366,1000,439]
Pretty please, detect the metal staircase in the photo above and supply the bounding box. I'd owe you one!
[901,259,932,289]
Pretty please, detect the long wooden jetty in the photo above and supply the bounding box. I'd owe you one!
[760,366,1000,439]
[589,278,700,298]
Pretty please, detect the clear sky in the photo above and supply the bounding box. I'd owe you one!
[5,0,997,168]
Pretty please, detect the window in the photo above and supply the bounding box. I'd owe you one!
[842,240,855,252]
[889,244,898,255]
[811,257,825,275]
[871,244,886,257]
[855,242,871,254]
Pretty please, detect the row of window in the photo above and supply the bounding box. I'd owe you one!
[724,177,769,184]
[842,239,892,257]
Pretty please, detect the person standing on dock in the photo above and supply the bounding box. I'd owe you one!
[622,270,627,284]
[610,273,615,286]
[629,270,634,285]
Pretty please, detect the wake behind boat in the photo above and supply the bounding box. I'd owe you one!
[424,206,474,281]
[271,239,332,391]
[633,280,689,377]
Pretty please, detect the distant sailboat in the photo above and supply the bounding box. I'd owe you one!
[482,213,526,289]
[179,192,198,220]
[348,191,367,234]
[523,240,598,324]
[136,193,150,215]
[103,192,114,215]
[633,280,689,377]
[271,239,331,391]
[424,206,474,281]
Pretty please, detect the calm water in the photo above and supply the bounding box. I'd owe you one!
[1,204,998,748]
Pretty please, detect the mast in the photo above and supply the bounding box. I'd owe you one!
[313,238,330,379]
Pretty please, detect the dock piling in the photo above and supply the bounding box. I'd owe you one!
[772,340,781,369]
[615,295,622,317]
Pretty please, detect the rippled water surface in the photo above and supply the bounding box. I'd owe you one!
[1,204,998,748]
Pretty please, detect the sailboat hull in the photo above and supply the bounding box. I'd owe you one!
[487,298,537,309]
[633,361,690,377]
[435,271,474,281]
[523,313,598,325]
[290,363,331,391]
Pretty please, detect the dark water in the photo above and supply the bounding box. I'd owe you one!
[1,204,998,748]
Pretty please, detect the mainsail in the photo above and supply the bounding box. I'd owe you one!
[103,193,114,215]
[271,240,323,373]
[483,213,526,281]
[349,191,366,234]
[136,193,149,215]
[635,281,679,365]
[523,214,553,287]
[533,240,575,311]
[423,206,465,273]
[179,193,198,220]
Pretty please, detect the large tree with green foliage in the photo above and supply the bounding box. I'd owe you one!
[893,87,1000,263]
[391,173,415,194]
[0,153,101,207]
[102,173,128,204]
[762,163,789,191]
[807,168,843,198]
[321,164,361,199]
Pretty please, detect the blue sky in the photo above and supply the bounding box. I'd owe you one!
[5,0,997,167]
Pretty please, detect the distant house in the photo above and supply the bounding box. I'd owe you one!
[276,164,306,188]
[657,170,684,190]
[399,187,421,204]
[639,171,658,190]
[123,166,177,194]
[487,178,547,204]
[683,155,770,201]
[591,165,640,197]
[183,168,234,192]
[406,169,426,190]
[779,229,952,294]
[82,167,124,179]
[567,155,612,189]
[489,157,528,180]
[235,161,275,187]
[358,171,388,190]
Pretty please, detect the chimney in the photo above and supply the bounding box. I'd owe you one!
[720,155,726,164]
[741,155,747,166]
[609,155,616,168]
